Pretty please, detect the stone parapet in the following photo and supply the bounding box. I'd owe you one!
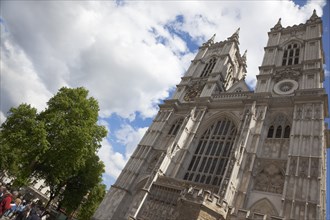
[177,186,228,220]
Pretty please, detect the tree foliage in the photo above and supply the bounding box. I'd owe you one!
[77,183,106,220]
[60,154,105,215]
[36,87,107,205]
[0,104,49,186]
[0,87,107,210]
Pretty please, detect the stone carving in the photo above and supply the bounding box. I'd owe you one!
[183,81,205,101]
[253,161,285,194]
[138,184,180,220]
[273,68,301,82]
[256,108,264,121]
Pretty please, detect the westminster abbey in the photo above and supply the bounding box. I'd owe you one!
[93,10,329,220]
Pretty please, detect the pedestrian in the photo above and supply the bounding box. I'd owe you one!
[0,187,6,201]
[0,188,13,217]
[26,208,40,220]
[5,198,22,218]
[14,205,30,220]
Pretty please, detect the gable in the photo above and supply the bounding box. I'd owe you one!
[226,79,251,93]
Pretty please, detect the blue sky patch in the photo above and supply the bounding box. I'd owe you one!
[164,15,199,53]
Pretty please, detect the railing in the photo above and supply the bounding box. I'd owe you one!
[212,91,252,100]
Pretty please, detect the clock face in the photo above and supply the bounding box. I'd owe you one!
[184,90,199,101]
[273,79,298,95]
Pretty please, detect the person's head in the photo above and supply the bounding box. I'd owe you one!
[0,186,6,193]
[15,198,22,205]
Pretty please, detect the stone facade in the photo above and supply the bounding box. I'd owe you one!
[93,10,329,220]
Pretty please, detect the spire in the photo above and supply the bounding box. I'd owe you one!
[202,33,216,46]
[242,50,247,63]
[210,33,216,42]
[271,18,282,31]
[309,9,319,21]
[234,27,240,36]
[227,28,240,43]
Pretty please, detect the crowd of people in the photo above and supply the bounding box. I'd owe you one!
[0,186,50,220]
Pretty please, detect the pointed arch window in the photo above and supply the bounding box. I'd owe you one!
[283,125,291,138]
[183,118,237,187]
[267,126,274,138]
[282,43,300,66]
[168,118,184,136]
[200,57,217,77]
[266,115,291,139]
[275,126,282,138]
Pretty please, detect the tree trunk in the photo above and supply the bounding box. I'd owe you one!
[45,194,55,210]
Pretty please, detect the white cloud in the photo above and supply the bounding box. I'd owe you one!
[98,119,111,134]
[98,138,126,179]
[0,23,52,114]
[0,0,328,186]
[1,1,326,118]
[97,124,147,179]
[115,124,148,158]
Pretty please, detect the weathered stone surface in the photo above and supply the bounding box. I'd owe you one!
[93,11,328,220]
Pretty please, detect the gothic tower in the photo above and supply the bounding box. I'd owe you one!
[93,10,328,220]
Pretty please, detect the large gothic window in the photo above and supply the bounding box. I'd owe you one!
[200,57,217,77]
[282,43,300,66]
[183,118,237,186]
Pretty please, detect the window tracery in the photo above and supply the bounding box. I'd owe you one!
[200,57,217,77]
[267,114,291,139]
[183,118,237,187]
[282,43,300,66]
[168,118,184,136]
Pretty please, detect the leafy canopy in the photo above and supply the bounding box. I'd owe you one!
[0,87,107,211]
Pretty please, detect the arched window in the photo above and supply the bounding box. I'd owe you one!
[183,118,237,187]
[267,126,274,138]
[224,67,233,89]
[168,118,184,136]
[283,126,290,138]
[282,43,300,66]
[200,57,217,77]
[275,126,282,138]
[234,87,242,93]
[266,114,291,139]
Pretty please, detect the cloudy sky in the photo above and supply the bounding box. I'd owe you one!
[1,0,329,210]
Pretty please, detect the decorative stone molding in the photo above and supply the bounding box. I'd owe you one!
[273,68,301,82]
[273,79,299,95]
[183,81,206,101]
[253,159,286,194]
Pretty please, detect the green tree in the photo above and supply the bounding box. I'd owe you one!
[60,154,105,216]
[0,104,49,186]
[0,87,107,208]
[77,183,106,220]
[36,87,107,207]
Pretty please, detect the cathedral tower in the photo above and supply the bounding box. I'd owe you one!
[93,10,328,220]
